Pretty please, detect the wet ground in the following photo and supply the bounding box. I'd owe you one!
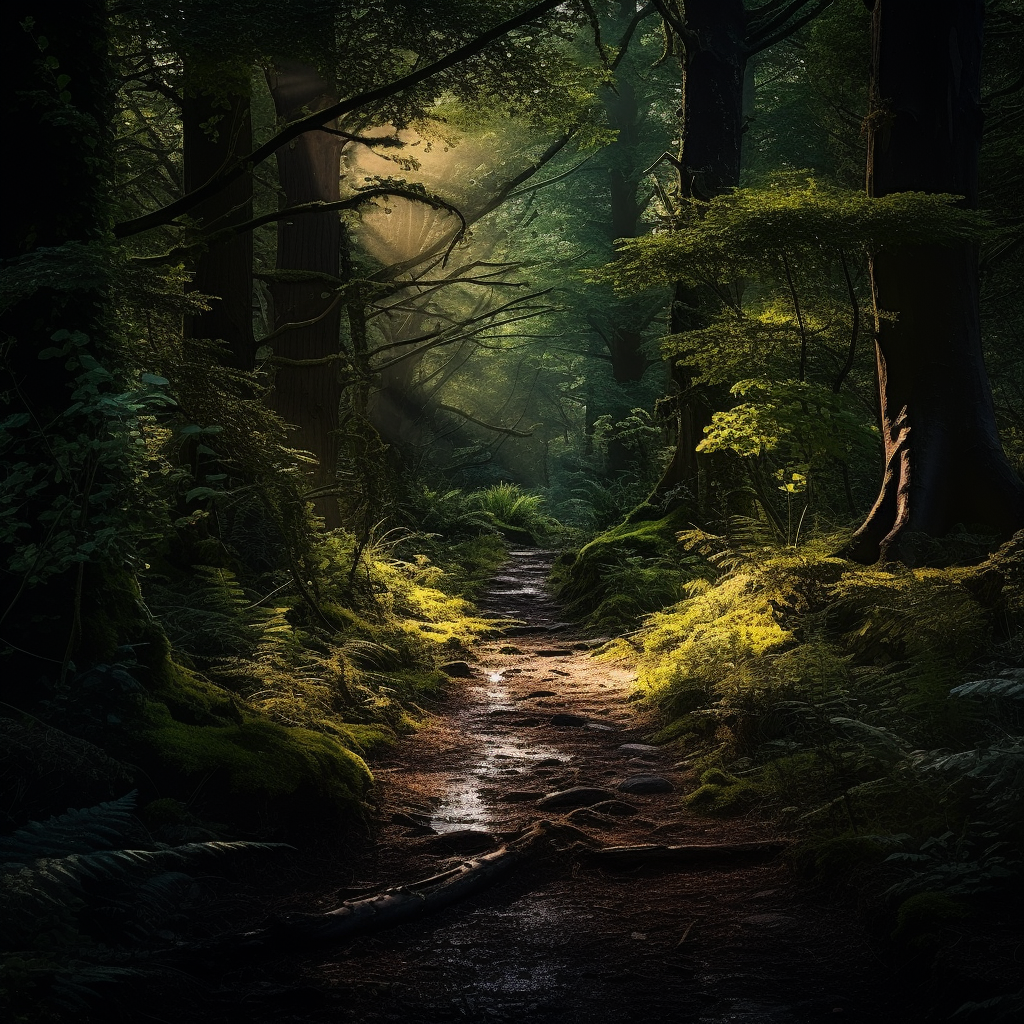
[213,550,921,1023]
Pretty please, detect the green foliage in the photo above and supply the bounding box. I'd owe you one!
[596,181,991,294]
[0,792,282,1020]
[0,330,174,587]
[699,378,876,465]
[402,485,496,538]
[469,483,555,536]
[615,530,1024,922]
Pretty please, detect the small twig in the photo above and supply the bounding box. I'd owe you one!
[675,918,699,947]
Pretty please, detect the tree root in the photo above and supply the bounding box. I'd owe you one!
[178,822,787,960]
[574,840,789,869]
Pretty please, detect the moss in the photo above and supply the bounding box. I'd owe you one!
[892,891,971,948]
[80,565,171,671]
[685,768,765,814]
[554,509,702,626]
[142,701,371,808]
[150,661,242,725]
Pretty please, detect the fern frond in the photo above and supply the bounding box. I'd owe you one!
[950,678,1024,700]
[0,791,138,862]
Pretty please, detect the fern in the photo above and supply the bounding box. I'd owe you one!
[0,792,138,862]
[950,677,1024,700]
[0,792,285,1017]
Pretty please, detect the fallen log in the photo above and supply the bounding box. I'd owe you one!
[576,840,788,870]
[210,820,562,954]
[170,827,786,962]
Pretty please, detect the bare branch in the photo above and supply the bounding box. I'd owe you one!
[436,404,535,436]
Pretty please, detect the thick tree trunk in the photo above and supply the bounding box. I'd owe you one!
[847,0,1024,563]
[267,61,345,529]
[646,0,746,513]
[591,5,662,477]
[182,84,255,370]
[0,2,166,697]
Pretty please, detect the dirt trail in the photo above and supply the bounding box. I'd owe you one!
[226,550,912,1023]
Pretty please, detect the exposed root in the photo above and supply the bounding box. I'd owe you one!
[575,840,789,869]
[176,823,787,963]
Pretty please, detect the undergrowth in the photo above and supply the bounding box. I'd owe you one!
[0,792,283,1022]
[605,526,1024,1010]
[129,524,501,822]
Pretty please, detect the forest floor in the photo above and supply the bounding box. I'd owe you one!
[201,549,924,1024]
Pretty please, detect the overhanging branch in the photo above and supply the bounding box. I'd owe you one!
[436,404,535,436]
[113,0,565,239]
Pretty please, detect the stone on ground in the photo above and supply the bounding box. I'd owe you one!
[617,775,675,794]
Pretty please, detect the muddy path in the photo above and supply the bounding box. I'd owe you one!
[217,550,915,1023]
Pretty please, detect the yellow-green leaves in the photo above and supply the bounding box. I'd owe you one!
[593,179,990,294]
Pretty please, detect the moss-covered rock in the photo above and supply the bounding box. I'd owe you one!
[685,768,765,814]
[141,700,372,810]
[553,509,705,629]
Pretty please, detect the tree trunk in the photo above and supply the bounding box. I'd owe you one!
[0,2,166,698]
[846,0,1024,564]
[590,3,664,477]
[645,0,746,514]
[266,61,345,529]
[182,82,255,370]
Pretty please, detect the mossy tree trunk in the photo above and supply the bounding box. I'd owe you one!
[846,0,1024,563]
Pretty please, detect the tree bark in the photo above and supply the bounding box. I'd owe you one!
[645,0,747,513]
[0,2,167,696]
[267,61,346,529]
[846,0,1024,563]
[601,58,656,476]
[182,82,255,370]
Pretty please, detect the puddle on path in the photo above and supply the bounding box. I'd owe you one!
[430,668,568,832]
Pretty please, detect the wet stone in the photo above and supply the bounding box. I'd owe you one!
[585,722,619,731]
[441,661,475,678]
[525,690,558,698]
[537,648,572,657]
[418,829,497,854]
[536,786,616,809]
[589,799,639,817]
[617,774,675,794]
[535,757,565,767]
[550,714,587,727]
[498,791,545,803]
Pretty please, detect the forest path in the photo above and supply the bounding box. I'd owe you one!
[229,549,909,1024]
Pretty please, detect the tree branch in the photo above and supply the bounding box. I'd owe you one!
[113,0,565,238]
[436,404,535,436]
[745,0,833,57]
[833,248,859,393]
